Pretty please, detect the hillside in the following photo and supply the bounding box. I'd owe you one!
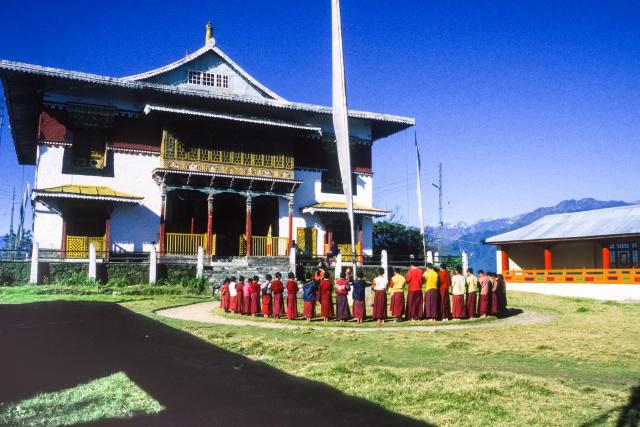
[431,198,634,271]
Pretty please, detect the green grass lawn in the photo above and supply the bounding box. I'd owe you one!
[1,285,638,426]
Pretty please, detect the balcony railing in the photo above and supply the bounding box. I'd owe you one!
[160,130,294,180]
[165,233,216,256]
[66,235,106,259]
[239,235,290,257]
[324,243,363,263]
[505,268,640,285]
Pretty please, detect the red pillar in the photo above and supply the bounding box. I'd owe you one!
[602,244,611,270]
[245,196,252,257]
[544,247,552,270]
[501,246,509,272]
[287,194,294,250]
[190,217,195,235]
[104,215,111,260]
[159,186,166,256]
[206,193,214,257]
[60,217,67,259]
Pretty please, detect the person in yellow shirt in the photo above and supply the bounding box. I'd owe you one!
[465,268,479,318]
[423,263,440,320]
[389,268,406,322]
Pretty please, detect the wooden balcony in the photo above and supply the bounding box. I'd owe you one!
[160,130,294,180]
[505,268,640,285]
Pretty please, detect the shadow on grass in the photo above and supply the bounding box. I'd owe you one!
[581,384,639,427]
[0,301,431,426]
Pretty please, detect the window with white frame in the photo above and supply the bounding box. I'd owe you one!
[188,70,202,85]
[188,70,230,89]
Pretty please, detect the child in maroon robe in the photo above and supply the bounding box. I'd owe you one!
[271,272,285,319]
[261,274,273,318]
[286,272,299,320]
[220,278,231,313]
[318,272,333,322]
[490,273,499,316]
[250,276,260,317]
[351,271,370,323]
[302,273,318,322]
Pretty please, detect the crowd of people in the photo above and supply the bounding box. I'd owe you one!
[217,263,508,324]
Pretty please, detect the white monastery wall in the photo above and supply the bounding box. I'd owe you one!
[33,145,161,252]
[507,283,640,302]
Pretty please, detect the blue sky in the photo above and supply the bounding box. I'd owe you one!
[1,0,639,234]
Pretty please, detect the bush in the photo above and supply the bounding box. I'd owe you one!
[0,261,30,285]
[106,263,149,285]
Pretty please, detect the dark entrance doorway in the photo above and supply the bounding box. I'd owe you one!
[212,193,246,256]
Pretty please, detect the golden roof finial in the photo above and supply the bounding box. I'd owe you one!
[205,21,214,45]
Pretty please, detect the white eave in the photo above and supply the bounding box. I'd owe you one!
[144,104,322,134]
[0,59,415,126]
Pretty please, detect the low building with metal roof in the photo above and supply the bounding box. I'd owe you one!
[485,205,640,285]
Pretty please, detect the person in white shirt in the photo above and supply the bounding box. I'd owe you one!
[228,277,238,314]
[450,266,466,320]
[372,268,388,323]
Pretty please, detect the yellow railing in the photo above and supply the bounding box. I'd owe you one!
[505,268,640,285]
[66,235,106,259]
[160,130,294,179]
[166,233,215,255]
[239,235,290,256]
[324,243,362,262]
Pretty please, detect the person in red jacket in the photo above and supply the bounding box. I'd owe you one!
[285,272,299,320]
[318,272,333,322]
[249,276,261,317]
[438,263,452,321]
[405,263,424,321]
[271,272,285,319]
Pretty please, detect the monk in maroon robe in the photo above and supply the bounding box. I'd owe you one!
[234,277,244,314]
[478,271,491,318]
[490,273,499,316]
[438,264,452,321]
[286,272,299,320]
[271,272,285,319]
[372,268,388,323]
[261,274,273,318]
[334,272,351,322]
[318,273,333,322]
[220,278,231,313]
[405,264,424,320]
[250,276,260,316]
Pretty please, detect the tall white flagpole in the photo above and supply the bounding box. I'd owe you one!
[331,0,357,274]
[415,131,427,266]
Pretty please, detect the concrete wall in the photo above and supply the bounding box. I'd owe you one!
[504,241,603,271]
[507,244,544,270]
[33,144,161,252]
[552,241,600,269]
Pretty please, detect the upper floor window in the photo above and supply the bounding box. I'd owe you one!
[72,128,107,169]
[188,70,229,88]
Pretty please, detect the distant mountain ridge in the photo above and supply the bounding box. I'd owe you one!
[430,198,635,271]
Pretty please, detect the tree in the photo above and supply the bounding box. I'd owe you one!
[1,230,32,259]
[373,220,433,260]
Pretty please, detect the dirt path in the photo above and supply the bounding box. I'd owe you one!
[156,302,555,332]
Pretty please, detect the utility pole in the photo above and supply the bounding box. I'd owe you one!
[9,186,15,250]
[431,163,443,254]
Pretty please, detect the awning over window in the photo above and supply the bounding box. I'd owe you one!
[32,185,143,204]
[301,201,388,217]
